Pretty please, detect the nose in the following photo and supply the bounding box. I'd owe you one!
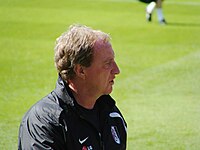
[112,61,120,75]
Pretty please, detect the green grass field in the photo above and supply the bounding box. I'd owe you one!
[0,0,200,149]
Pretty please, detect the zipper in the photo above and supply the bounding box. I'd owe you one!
[98,132,105,150]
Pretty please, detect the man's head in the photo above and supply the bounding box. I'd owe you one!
[54,24,110,81]
[54,24,120,97]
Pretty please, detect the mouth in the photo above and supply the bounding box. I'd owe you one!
[110,79,114,85]
[109,76,115,85]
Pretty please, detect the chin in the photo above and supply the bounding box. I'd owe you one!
[104,87,113,95]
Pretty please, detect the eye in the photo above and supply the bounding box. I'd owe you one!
[104,60,113,69]
[106,61,112,66]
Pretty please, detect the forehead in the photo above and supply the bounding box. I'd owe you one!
[93,40,114,58]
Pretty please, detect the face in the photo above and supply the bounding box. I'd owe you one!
[83,40,120,97]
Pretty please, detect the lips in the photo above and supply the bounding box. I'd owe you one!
[109,77,115,85]
[110,79,114,85]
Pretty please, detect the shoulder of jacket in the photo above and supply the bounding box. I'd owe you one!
[26,96,64,125]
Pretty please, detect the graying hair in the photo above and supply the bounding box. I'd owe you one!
[54,24,110,81]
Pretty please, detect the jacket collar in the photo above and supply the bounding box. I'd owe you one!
[54,75,75,106]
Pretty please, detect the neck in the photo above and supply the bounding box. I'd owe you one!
[68,82,99,109]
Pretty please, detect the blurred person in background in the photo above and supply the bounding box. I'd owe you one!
[139,0,167,24]
[18,24,127,150]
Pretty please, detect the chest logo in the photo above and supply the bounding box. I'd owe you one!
[79,137,89,144]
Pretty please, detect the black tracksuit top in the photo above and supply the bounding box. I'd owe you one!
[18,76,127,150]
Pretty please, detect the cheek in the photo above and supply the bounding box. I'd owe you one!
[85,67,111,86]
[100,72,111,86]
[91,72,109,87]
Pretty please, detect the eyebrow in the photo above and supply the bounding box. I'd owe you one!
[103,57,114,63]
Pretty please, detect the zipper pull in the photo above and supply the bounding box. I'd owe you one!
[99,133,104,150]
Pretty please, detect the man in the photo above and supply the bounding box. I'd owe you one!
[139,0,167,24]
[18,24,127,150]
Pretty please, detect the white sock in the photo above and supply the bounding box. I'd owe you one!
[146,2,156,14]
[156,8,164,21]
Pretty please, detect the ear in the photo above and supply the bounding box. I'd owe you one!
[74,64,86,79]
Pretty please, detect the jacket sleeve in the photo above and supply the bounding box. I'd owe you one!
[18,101,67,150]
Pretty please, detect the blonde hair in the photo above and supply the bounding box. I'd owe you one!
[54,24,110,81]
